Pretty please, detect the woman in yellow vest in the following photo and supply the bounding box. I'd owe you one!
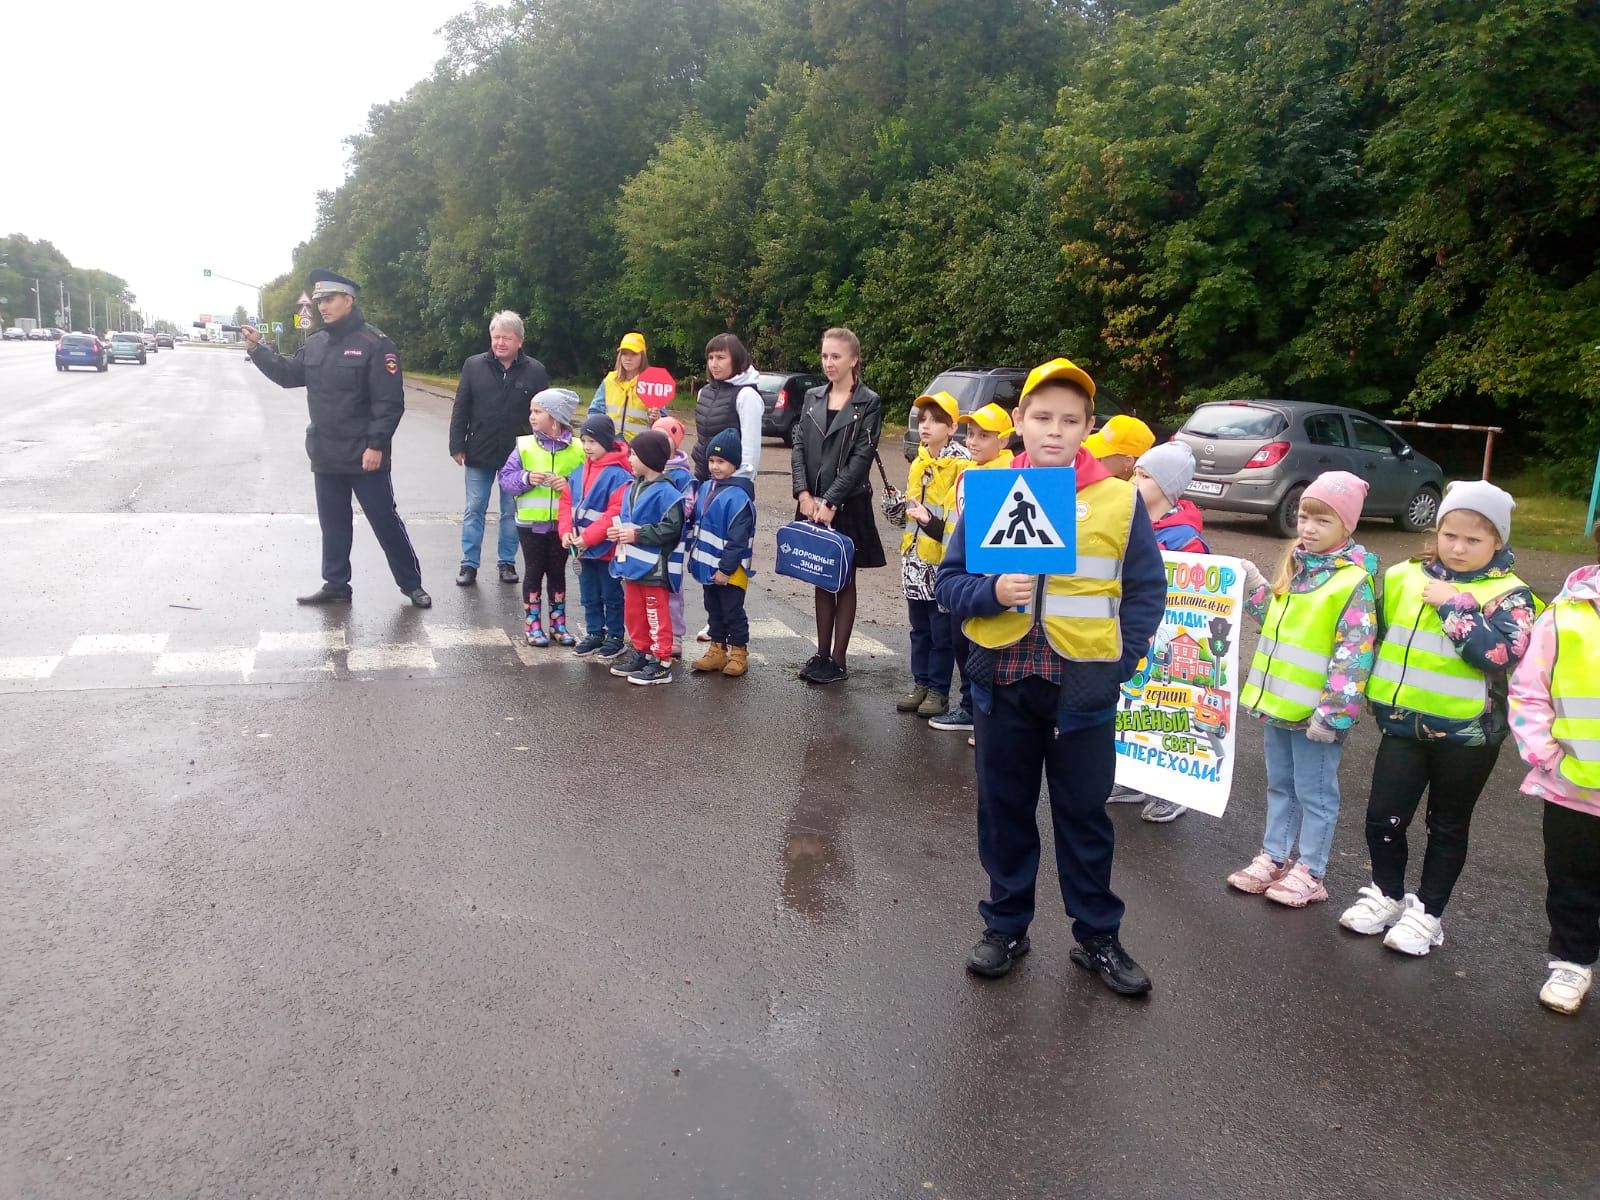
[1511,524,1600,1015]
[586,332,661,442]
[1340,481,1539,956]
[891,391,971,720]
[1228,472,1379,908]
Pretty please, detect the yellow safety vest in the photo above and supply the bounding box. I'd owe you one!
[1241,563,1369,722]
[1368,559,1538,719]
[963,475,1136,663]
[1550,599,1600,789]
[901,449,970,564]
[603,372,656,441]
[515,435,584,524]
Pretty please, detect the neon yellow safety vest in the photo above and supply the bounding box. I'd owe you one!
[901,450,970,565]
[1550,599,1600,789]
[603,372,656,441]
[1240,563,1369,722]
[963,475,1136,663]
[515,435,584,524]
[1368,559,1538,719]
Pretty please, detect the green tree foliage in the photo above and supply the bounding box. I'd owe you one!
[0,234,137,331]
[267,0,1598,479]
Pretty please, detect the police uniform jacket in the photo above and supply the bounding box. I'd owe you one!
[248,304,405,474]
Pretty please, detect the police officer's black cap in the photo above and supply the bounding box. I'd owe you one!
[309,268,359,299]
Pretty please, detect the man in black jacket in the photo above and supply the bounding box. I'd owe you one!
[448,310,548,586]
[242,268,430,608]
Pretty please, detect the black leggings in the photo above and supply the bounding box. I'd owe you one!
[517,528,566,607]
[1546,801,1600,966]
[1364,734,1502,916]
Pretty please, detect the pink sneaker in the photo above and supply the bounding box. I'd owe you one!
[1264,862,1330,908]
[1227,853,1291,895]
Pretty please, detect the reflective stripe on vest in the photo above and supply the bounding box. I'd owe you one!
[571,461,630,560]
[604,373,655,441]
[687,482,754,584]
[1366,560,1534,719]
[610,480,685,583]
[1551,601,1600,789]
[963,475,1137,663]
[1240,563,1369,722]
[515,436,583,524]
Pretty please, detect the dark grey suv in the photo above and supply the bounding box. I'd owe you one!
[1174,400,1444,537]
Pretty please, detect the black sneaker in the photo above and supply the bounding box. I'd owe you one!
[596,637,628,662]
[628,658,673,686]
[497,562,519,584]
[408,588,433,609]
[455,565,477,586]
[296,588,351,605]
[798,653,828,681]
[966,928,1031,978]
[609,650,648,678]
[928,705,974,731]
[811,658,848,685]
[1069,934,1152,996]
[573,633,606,657]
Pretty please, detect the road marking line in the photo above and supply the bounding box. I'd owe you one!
[347,644,437,671]
[745,616,897,656]
[257,630,348,652]
[848,633,896,656]
[68,633,169,656]
[0,656,61,680]
[425,624,513,649]
[154,649,256,676]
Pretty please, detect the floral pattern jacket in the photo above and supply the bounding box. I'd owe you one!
[1244,538,1379,734]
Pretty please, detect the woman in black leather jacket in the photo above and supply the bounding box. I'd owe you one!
[790,327,887,683]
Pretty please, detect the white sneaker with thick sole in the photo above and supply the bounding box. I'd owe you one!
[1539,961,1593,1014]
[1382,894,1444,956]
[1339,884,1406,935]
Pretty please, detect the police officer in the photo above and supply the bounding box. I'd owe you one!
[242,269,430,607]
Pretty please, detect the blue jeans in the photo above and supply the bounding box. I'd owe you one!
[907,597,954,693]
[1261,722,1346,878]
[460,465,518,569]
[577,558,625,639]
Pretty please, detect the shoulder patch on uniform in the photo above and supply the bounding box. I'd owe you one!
[384,352,399,375]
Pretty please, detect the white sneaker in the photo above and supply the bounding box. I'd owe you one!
[1339,884,1406,935]
[695,624,712,643]
[1382,894,1444,956]
[1539,961,1593,1015]
[1107,784,1146,804]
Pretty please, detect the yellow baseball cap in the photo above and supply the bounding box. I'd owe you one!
[1084,414,1156,460]
[618,331,647,353]
[958,402,1014,435]
[912,390,960,423]
[1021,356,1096,401]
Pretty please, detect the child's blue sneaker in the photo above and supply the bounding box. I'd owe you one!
[628,658,673,686]
[596,637,628,662]
[573,633,607,657]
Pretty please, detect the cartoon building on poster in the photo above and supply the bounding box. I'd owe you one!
[1113,553,1246,817]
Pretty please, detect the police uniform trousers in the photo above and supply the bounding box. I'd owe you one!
[973,674,1125,943]
[313,470,423,594]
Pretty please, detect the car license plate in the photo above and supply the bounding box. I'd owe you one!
[1187,480,1224,496]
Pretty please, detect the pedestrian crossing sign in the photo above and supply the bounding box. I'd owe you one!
[962,468,1078,574]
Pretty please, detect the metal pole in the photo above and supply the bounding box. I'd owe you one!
[1482,430,1496,480]
[33,279,40,325]
[1586,445,1600,541]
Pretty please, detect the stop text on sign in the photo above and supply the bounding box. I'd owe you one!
[636,366,676,404]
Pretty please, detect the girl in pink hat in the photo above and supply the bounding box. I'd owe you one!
[1228,471,1380,907]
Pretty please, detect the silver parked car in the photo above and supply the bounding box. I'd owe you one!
[1174,400,1444,537]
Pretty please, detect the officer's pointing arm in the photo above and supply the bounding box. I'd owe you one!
[246,336,307,389]
[366,337,406,457]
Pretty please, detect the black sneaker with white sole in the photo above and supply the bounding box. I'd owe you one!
[596,637,628,662]
[928,705,974,731]
[609,650,648,678]
[1069,934,1152,996]
[573,633,606,657]
[966,928,1031,978]
[628,658,673,686]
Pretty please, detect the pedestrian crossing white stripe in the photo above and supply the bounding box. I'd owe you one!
[69,634,170,656]
[257,629,349,652]
[743,617,895,656]
[0,656,61,680]
[425,625,513,649]
[154,649,256,676]
[347,644,437,672]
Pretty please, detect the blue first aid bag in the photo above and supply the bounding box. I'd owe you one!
[775,520,855,594]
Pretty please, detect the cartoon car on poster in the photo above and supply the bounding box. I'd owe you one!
[1193,687,1231,736]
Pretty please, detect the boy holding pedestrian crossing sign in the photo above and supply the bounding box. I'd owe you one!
[935,358,1166,997]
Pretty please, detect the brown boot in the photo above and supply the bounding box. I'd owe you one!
[692,642,728,672]
[723,645,749,677]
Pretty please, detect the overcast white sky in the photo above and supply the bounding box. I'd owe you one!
[2,1,474,326]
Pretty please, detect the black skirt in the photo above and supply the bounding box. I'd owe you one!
[797,491,887,570]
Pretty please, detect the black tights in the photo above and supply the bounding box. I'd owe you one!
[814,575,859,664]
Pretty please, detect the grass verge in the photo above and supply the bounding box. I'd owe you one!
[1486,472,1594,554]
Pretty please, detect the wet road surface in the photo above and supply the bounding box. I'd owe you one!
[2,339,1597,1199]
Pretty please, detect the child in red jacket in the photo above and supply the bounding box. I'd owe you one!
[560,415,633,660]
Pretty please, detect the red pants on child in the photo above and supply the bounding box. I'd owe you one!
[624,582,673,660]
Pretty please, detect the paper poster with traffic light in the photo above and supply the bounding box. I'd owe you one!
[1113,552,1245,817]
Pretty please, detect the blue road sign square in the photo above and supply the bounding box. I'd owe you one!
[963,467,1078,575]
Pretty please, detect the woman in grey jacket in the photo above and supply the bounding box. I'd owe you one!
[790,327,887,684]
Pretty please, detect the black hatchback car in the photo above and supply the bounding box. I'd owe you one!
[757,370,827,446]
[899,366,1172,461]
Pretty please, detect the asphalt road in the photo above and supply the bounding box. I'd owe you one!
[2,338,1596,1200]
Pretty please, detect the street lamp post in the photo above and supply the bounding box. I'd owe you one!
[202,268,267,344]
